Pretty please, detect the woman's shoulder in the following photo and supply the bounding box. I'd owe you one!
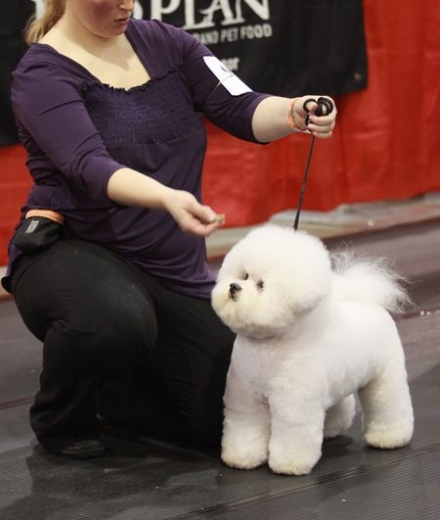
[11,44,94,108]
[128,18,197,48]
[14,43,90,82]
[127,18,205,76]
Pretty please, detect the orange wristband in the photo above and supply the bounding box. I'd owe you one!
[287,98,307,132]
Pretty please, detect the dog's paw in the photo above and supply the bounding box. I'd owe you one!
[221,448,267,470]
[268,454,315,476]
[221,421,269,470]
[365,422,413,449]
[268,442,321,476]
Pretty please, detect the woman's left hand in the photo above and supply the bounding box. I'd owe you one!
[292,95,337,139]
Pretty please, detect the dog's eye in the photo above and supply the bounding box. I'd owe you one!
[257,280,264,290]
[244,273,249,280]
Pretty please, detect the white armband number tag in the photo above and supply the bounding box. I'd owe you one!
[203,56,252,96]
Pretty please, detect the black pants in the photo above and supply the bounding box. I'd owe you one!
[11,239,234,452]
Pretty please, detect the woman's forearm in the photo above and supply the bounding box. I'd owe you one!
[252,96,299,143]
[107,167,173,209]
[252,95,336,143]
[106,167,222,236]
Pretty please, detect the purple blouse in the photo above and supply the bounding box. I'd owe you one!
[3,19,268,299]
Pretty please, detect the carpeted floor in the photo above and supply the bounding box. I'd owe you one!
[0,217,439,519]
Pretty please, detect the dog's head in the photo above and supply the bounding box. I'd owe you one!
[211,224,332,339]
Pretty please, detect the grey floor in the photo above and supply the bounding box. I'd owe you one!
[0,206,439,519]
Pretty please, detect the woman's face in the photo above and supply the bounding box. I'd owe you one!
[67,0,134,38]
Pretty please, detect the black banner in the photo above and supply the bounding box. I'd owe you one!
[0,0,34,146]
[136,0,368,97]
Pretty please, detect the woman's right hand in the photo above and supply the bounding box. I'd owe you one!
[164,189,224,237]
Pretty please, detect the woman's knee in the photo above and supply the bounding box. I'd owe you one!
[40,298,156,383]
[12,240,158,360]
[73,291,158,366]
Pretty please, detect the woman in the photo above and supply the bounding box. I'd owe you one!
[2,0,336,459]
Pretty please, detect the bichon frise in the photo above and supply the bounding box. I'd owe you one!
[211,224,414,476]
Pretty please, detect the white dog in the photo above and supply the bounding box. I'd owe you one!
[211,224,414,476]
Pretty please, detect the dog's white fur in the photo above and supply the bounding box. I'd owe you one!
[212,224,414,476]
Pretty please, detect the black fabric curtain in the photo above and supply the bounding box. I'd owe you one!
[0,1,34,146]
[138,0,368,97]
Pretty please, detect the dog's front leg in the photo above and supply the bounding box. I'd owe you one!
[221,367,270,470]
[268,393,325,476]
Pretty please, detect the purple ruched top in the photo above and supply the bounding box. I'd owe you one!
[2,19,269,298]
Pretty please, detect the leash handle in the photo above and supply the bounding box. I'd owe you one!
[303,96,334,126]
[293,97,334,230]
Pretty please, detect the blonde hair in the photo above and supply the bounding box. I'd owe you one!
[25,0,65,44]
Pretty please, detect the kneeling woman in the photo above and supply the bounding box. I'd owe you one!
[2,0,336,458]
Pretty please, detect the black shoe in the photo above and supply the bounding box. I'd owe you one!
[57,439,106,459]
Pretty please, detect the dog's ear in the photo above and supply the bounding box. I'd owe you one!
[282,233,333,316]
[289,285,330,316]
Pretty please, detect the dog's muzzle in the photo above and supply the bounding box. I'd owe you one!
[229,282,242,300]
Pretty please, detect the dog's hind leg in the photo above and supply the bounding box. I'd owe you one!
[358,367,414,449]
[221,369,270,470]
[324,394,356,439]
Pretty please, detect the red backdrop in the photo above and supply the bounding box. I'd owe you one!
[1,0,439,265]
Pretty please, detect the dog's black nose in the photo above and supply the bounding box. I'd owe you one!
[229,283,242,297]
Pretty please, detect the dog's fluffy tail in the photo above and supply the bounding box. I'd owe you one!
[331,252,411,314]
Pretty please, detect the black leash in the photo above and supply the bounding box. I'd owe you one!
[293,97,334,230]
